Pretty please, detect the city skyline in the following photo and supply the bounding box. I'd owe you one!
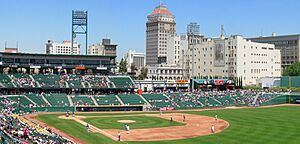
[1,0,300,60]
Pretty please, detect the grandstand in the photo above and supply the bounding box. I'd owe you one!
[108,76,135,89]
[118,94,146,105]
[214,95,236,106]
[44,93,70,106]
[0,74,136,93]
[72,95,95,106]
[94,95,121,106]
[142,93,171,109]
[83,75,108,89]
[33,74,64,89]
[197,96,221,107]
[11,74,36,88]
[168,93,203,109]
[65,75,83,89]
[25,94,48,106]
[0,74,14,88]
[7,95,33,107]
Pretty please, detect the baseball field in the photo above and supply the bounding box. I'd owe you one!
[27,105,300,144]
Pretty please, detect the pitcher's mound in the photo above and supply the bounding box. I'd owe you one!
[117,120,136,123]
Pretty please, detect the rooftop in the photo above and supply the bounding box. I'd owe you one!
[149,4,173,17]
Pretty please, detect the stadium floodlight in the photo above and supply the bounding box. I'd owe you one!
[187,22,200,93]
[71,10,88,55]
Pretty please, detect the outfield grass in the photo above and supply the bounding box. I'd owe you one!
[36,106,300,144]
[82,115,184,129]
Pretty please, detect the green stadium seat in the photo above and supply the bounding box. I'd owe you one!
[118,94,146,105]
[94,95,121,105]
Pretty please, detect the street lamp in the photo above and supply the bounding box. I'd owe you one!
[187,22,200,93]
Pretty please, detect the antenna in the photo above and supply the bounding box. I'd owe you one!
[16,41,18,49]
[160,0,164,6]
[5,41,7,49]
[220,24,224,38]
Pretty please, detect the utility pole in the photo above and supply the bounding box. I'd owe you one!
[187,22,200,93]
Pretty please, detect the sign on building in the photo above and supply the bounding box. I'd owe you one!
[214,40,225,67]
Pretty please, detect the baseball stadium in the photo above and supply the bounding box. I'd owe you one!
[0,53,300,144]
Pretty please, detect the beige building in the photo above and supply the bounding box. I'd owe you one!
[249,34,300,69]
[183,35,281,86]
[46,40,80,55]
[146,4,176,66]
[88,38,117,57]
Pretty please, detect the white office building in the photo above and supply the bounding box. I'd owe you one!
[146,64,183,80]
[183,35,281,86]
[125,50,146,73]
[46,40,80,55]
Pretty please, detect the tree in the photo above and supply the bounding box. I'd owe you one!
[130,63,138,73]
[119,58,127,74]
[138,67,148,80]
[283,62,300,76]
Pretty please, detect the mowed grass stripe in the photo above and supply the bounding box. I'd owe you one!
[82,116,184,129]
[37,106,300,144]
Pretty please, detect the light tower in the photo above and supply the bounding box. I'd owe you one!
[187,22,200,93]
[71,10,88,55]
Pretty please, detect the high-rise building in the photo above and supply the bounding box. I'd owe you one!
[146,4,176,66]
[46,40,80,55]
[249,34,300,69]
[183,35,281,86]
[125,50,145,73]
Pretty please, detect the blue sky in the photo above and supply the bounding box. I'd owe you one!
[0,0,299,60]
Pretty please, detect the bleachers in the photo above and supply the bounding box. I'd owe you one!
[0,74,14,88]
[215,95,235,106]
[66,75,83,89]
[168,93,202,109]
[44,93,70,106]
[83,75,108,88]
[94,95,121,105]
[118,94,146,105]
[72,95,95,106]
[11,74,36,88]
[142,94,171,108]
[33,74,64,88]
[109,76,134,88]
[6,95,33,107]
[25,94,48,106]
[197,96,220,107]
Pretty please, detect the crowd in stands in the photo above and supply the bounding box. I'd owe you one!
[82,75,108,88]
[0,105,73,143]
[11,75,36,88]
[164,89,286,109]
[0,73,134,89]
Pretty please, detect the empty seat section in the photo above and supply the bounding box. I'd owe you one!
[94,95,121,105]
[142,94,171,108]
[0,74,14,88]
[44,93,69,106]
[118,94,145,105]
[109,76,134,88]
[72,95,94,106]
[25,94,48,106]
[33,74,63,88]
